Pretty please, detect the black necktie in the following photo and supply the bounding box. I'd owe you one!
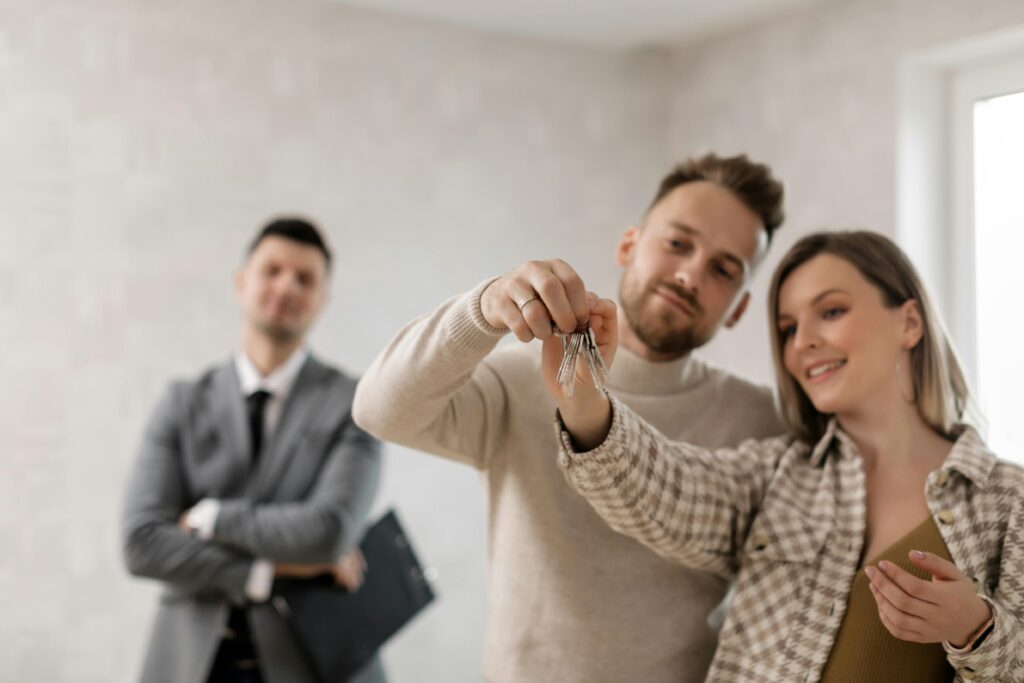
[246,390,272,462]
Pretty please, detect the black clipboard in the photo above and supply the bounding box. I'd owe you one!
[271,509,436,682]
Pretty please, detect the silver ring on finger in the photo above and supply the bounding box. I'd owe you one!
[516,296,539,311]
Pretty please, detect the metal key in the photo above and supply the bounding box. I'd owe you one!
[556,324,608,398]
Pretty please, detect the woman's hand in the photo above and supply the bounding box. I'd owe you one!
[541,294,618,451]
[865,550,992,647]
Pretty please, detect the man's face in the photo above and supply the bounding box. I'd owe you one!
[617,181,766,358]
[234,236,329,343]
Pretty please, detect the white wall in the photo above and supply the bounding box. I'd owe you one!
[0,1,669,681]
[668,0,1024,384]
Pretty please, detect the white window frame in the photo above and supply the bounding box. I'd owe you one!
[897,25,1024,393]
[948,56,1024,394]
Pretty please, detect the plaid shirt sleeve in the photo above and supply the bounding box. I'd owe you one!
[944,493,1024,680]
[556,394,789,579]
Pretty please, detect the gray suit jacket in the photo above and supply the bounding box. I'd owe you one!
[122,355,385,683]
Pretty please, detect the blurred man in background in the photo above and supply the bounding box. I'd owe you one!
[123,218,384,683]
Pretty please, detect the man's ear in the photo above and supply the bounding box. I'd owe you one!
[723,291,751,329]
[616,226,641,267]
[901,298,924,350]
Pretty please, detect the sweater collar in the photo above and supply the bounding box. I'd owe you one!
[607,346,708,396]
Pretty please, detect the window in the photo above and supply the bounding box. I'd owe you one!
[898,31,1024,464]
[954,66,1024,462]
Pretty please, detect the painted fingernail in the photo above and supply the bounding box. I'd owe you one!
[911,550,925,559]
[865,567,877,579]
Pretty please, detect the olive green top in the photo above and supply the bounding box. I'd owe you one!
[820,516,956,682]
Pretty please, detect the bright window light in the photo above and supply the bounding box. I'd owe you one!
[973,90,1024,464]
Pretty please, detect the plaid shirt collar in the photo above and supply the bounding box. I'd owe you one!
[941,425,999,488]
[808,417,998,489]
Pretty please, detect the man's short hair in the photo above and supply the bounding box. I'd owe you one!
[648,153,785,244]
[248,217,332,270]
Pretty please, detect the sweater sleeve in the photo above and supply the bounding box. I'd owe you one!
[557,394,787,579]
[353,278,512,471]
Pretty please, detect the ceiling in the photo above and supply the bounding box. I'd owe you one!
[326,0,841,50]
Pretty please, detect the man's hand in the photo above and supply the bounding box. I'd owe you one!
[332,548,367,591]
[480,259,591,342]
[540,295,618,452]
[274,561,334,579]
[274,548,368,591]
[540,295,618,400]
[865,550,993,647]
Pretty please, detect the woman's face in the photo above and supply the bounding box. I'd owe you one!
[776,254,917,418]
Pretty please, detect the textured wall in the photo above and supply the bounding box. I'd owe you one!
[668,0,1024,384]
[0,1,668,681]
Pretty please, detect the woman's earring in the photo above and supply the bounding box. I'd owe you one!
[896,356,916,403]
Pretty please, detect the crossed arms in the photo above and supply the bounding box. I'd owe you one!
[122,382,381,604]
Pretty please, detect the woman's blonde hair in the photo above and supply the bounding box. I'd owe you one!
[767,230,969,443]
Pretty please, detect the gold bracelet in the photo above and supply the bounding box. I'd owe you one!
[948,609,995,653]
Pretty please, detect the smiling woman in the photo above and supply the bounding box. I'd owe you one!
[548,230,1024,682]
[768,231,967,446]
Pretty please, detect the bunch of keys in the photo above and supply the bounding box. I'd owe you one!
[556,324,608,398]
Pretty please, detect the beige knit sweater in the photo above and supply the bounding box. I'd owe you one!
[353,279,783,683]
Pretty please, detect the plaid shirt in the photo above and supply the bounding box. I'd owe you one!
[557,395,1024,682]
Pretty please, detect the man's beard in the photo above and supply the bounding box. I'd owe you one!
[255,318,302,344]
[618,273,711,356]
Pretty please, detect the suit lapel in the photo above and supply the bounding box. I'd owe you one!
[211,361,253,490]
[251,356,332,499]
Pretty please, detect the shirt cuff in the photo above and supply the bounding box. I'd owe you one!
[185,498,221,541]
[245,560,275,603]
[554,390,620,467]
[943,594,996,655]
